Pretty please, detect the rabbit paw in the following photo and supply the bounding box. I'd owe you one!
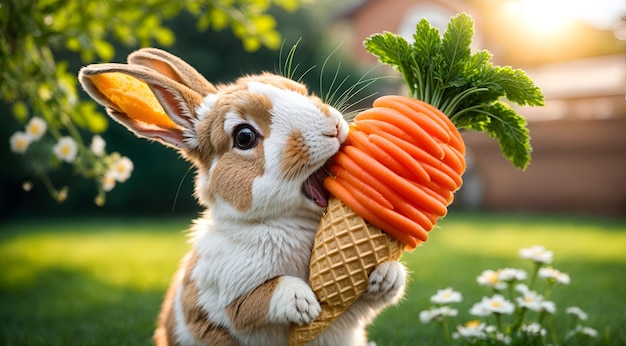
[364,261,406,303]
[268,276,321,325]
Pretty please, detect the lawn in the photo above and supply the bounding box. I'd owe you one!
[1,212,624,345]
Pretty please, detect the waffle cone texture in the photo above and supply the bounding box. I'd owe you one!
[288,196,404,345]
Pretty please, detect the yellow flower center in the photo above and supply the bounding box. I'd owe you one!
[490,301,501,308]
[466,320,481,329]
[61,145,71,156]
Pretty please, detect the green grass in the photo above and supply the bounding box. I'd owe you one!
[1,213,625,345]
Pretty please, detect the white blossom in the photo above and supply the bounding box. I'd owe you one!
[419,306,458,323]
[25,117,47,141]
[90,135,106,156]
[521,322,546,336]
[10,131,32,154]
[519,245,553,264]
[499,268,527,282]
[581,327,598,337]
[102,170,117,192]
[431,287,462,304]
[540,300,556,314]
[539,267,570,285]
[516,289,544,312]
[477,269,506,290]
[110,156,134,182]
[53,136,78,163]
[456,320,487,339]
[471,295,515,316]
[566,306,588,321]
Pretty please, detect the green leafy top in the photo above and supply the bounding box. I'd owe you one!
[364,13,544,170]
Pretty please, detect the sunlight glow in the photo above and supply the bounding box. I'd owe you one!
[504,0,625,34]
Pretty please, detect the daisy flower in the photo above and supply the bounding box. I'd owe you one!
[110,156,134,182]
[53,136,78,163]
[455,320,487,339]
[25,117,47,141]
[431,287,462,304]
[566,306,588,321]
[521,322,546,337]
[477,269,506,290]
[10,131,32,154]
[90,135,106,156]
[516,289,544,312]
[419,306,458,323]
[519,246,553,264]
[471,295,515,316]
[102,170,117,192]
[499,268,527,282]
[539,267,571,285]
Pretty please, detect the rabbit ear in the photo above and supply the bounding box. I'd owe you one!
[79,63,206,149]
[128,48,218,96]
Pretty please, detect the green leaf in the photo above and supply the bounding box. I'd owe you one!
[492,66,545,107]
[483,102,532,170]
[439,13,472,87]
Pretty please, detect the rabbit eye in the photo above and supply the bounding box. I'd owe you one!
[233,124,259,150]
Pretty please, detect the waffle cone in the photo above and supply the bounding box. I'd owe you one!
[288,196,404,345]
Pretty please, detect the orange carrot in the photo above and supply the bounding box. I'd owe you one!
[343,145,447,216]
[355,107,444,159]
[324,177,419,248]
[354,119,417,147]
[330,165,394,210]
[441,144,466,175]
[374,177,435,231]
[372,130,462,183]
[367,133,430,184]
[405,97,466,154]
[373,95,450,144]
[348,130,425,183]
[332,151,396,203]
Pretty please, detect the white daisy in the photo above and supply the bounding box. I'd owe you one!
[25,116,47,141]
[10,131,32,154]
[53,136,78,163]
[110,156,134,182]
[519,246,553,264]
[566,306,588,321]
[431,287,462,304]
[90,135,106,156]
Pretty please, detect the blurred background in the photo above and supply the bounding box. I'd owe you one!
[1,0,625,219]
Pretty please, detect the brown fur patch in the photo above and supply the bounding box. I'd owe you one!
[281,129,309,178]
[225,277,281,332]
[208,149,264,211]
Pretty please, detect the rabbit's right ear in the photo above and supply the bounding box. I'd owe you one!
[127,48,218,96]
[79,63,206,150]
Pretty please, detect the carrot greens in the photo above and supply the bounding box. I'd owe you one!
[364,13,544,170]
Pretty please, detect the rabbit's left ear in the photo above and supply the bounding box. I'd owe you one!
[79,63,204,149]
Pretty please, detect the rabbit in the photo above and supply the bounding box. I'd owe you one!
[78,47,407,346]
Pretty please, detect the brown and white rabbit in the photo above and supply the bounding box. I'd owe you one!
[78,48,406,346]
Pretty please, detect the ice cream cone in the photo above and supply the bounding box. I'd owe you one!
[288,196,404,345]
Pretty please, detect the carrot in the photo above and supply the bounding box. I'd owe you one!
[348,130,425,183]
[367,133,430,184]
[343,145,447,216]
[372,130,461,184]
[441,144,466,175]
[355,107,444,159]
[330,165,394,210]
[324,177,419,248]
[332,151,397,205]
[354,119,418,147]
[373,95,450,144]
[405,97,466,154]
[374,177,435,231]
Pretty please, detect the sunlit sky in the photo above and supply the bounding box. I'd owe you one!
[508,0,625,31]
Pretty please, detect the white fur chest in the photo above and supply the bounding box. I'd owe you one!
[189,215,317,322]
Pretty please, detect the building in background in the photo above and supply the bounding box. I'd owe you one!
[333,0,626,216]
